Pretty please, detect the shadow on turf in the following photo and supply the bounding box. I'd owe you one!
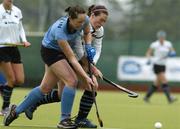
[0,124,56,129]
[0,124,120,129]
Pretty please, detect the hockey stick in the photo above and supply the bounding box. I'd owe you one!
[102,76,138,98]
[89,62,138,98]
[88,61,103,127]
[0,43,24,46]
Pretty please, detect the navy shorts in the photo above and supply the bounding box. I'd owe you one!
[41,45,67,66]
[153,64,166,74]
[0,47,22,63]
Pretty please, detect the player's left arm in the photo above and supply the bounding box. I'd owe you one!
[83,24,92,44]
[19,20,31,47]
[18,10,31,47]
[90,29,104,78]
[92,27,104,64]
[168,47,176,57]
[168,42,176,57]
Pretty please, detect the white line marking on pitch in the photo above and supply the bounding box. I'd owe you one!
[0,124,123,129]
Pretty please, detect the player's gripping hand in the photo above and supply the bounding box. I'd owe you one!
[84,76,95,91]
[85,44,96,63]
[168,51,176,57]
[23,42,31,48]
[91,65,103,79]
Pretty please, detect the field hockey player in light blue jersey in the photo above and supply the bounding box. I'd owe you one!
[3,5,95,129]
[24,4,108,128]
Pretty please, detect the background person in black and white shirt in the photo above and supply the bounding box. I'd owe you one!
[144,30,177,103]
[73,5,108,128]
[0,0,31,115]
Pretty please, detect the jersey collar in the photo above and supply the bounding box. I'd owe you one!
[1,4,14,14]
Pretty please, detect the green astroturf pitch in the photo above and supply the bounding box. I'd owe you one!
[0,88,180,129]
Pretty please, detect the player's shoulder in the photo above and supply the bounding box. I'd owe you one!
[164,40,172,44]
[52,16,67,29]
[0,3,2,8]
[164,40,172,46]
[0,4,4,12]
[151,40,158,45]
[58,16,68,22]
[57,16,68,27]
[12,5,21,13]
[150,40,159,48]
[51,16,68,33]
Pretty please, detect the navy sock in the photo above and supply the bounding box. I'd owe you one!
[15,86,44,115]
[34,89,60,107]
[61,86,76,121]
[2,85,13,109]
[0,85,5,93]
[145,85,157,99]
[77,90,96,120]
[161,84,171,101]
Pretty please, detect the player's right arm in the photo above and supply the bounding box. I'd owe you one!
[168,46,176,57]
[145,47,153,65]
[146,47,153,58]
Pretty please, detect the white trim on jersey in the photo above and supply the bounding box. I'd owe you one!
[0,4,27,47]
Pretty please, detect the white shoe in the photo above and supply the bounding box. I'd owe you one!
[169,96,178,104]
[0,107,9,116]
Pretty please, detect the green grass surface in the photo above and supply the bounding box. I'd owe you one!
[0,88,180,129]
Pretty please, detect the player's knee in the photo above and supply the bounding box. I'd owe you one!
[7,77,16,86]
[15,78,24,85]
[66,76,78,87]
[40,85,52,94]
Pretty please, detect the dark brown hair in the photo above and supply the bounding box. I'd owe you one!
[65,5,86,19]
[88,5,108,16]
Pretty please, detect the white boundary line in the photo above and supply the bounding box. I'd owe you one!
[0,124,123,129]
[0,124,56,128]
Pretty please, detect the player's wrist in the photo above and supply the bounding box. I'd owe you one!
[168,51,176,57]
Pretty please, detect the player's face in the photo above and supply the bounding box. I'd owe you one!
[3,0,13,6]
[70,14,86,30]
[91,13,108,30]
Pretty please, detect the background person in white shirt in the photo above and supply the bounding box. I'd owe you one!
[0,0,31,115]
[144,30,177,103]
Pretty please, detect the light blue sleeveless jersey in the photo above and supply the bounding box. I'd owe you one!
[42,16,89,51]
